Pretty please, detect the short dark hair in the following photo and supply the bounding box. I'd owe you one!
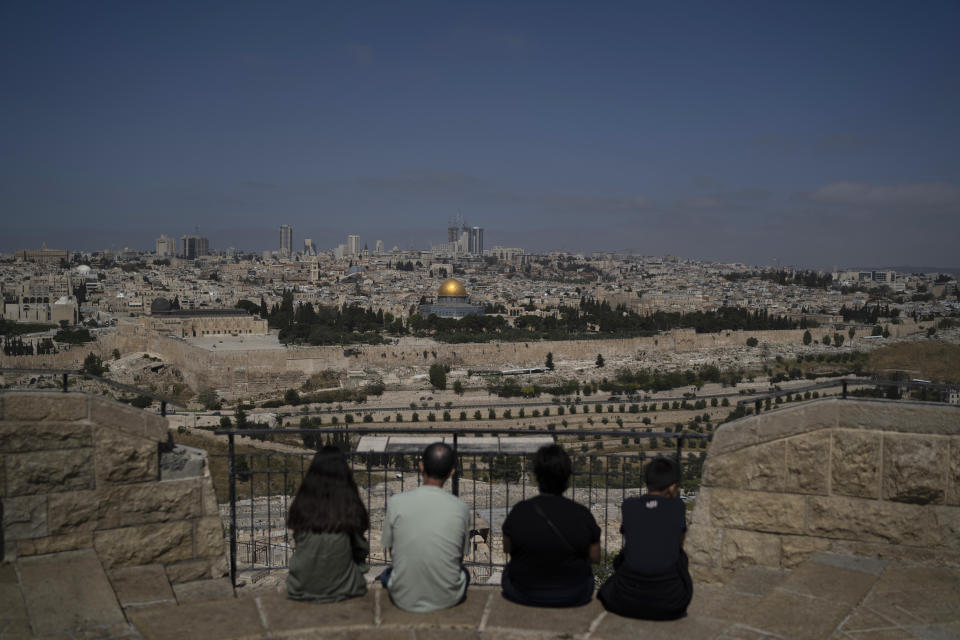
[287,445,369,534]
[645,456,679,492]
[534,444,572,494]
[422,442,456,480]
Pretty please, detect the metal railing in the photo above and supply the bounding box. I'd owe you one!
[213,427,710,587]
[736,377,959,414]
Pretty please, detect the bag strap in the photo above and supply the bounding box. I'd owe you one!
[531,501,577,554]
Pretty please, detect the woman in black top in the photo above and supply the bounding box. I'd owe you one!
[501,445,601,607]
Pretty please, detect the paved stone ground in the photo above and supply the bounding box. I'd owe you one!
[2,552,958,639]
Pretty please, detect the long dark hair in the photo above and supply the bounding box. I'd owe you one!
[287,446,369,534]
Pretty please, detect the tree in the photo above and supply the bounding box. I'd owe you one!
[833,334,844,348]
[82,353,107,376]
[848,327,856,340]
[428,364,447,390]
[822,334,831,346]
[746,337,759,347]
[803,330,812,345]
[284,389,301,406]
[545,352,555,371]
[595,353,605,368]
[112,348,121,360]
[453,380,464,395]
[197,388,220,410]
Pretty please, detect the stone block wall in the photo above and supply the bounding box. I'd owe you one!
[1,392,228,584]
[688,398,960,579]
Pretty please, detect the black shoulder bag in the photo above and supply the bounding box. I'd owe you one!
[531,501,582,557]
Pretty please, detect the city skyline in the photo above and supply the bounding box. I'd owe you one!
[1,1,958,268]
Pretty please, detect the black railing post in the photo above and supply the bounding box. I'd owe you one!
[452,432,460,497]
[62,372,69,392]
[228,433,237,588]
[160,400,167,417]
[842,380,848,399]
[754,399,761,414]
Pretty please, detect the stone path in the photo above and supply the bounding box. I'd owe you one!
[2,552,958,639]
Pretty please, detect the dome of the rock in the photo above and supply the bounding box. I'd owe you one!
[438,278,467,298]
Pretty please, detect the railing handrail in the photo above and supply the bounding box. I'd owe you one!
[213,426,711,438]
[737,377,959,405]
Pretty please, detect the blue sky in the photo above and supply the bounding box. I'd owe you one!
[2,1,958,268]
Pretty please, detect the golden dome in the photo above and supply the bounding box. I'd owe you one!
[438,277,467,298]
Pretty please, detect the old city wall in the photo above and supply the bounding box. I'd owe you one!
[1,391,228,586]
[687,398,960,581]
[1,320,921,400]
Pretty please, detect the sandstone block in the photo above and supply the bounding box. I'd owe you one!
[5,448,95,496]
[17,548,125,636]
[780,535,831,569]
[107,564,176,608]
[710,488,805,535]
[2,495,47,539]
[838,400,960,436]
[164,558,220,584]
[193,516,228,559]
[708,416,760,456]
[685,523,722,569]
[784,431,830,495]
[90,397,166,442]
[17,531,94,556]
[93,426,158,485]
[807,495,942,546]
[882,435,947,505]
[94,521,193,568]
[0,421,93,453]
[47,490,99,534]
[201,479,219,515]
[720,529,781,569]
[98,478,203,528]
[173,578,233,603]
[703,440,786,492]
[831,430,880,499]
[3,393,88,422]
[755,402,836,445]
[934,506,960,551]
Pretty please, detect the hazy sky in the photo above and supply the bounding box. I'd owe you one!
[2,1,958,268]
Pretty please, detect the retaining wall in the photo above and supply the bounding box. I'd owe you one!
[687,398,960,580]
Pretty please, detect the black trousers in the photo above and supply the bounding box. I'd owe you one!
[500,566,594,608]
[597,550,693,620]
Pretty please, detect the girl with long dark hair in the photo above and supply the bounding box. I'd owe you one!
[286,446,370,602]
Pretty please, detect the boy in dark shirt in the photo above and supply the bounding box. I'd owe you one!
[597,456,693,620]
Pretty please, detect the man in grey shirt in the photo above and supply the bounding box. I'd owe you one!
[380,442,471,612]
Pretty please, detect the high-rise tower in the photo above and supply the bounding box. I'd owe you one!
[469,227,484,255]
[280,225,293,256]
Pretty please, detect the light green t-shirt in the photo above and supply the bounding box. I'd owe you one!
[381,485,471,612]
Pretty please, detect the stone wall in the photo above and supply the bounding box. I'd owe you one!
[687,398,960,580]
[0,392,228,584]
[0,319,923,400]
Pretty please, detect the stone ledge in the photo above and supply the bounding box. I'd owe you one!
[2,393,89,422]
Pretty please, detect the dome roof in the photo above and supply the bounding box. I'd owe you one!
[150,297,172,313]
[438,277,467,298]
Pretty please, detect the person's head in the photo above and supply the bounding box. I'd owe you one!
[287,445,369,534]
[533,444,572,495]
[421,442,456,481]
[644,456,679,494]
